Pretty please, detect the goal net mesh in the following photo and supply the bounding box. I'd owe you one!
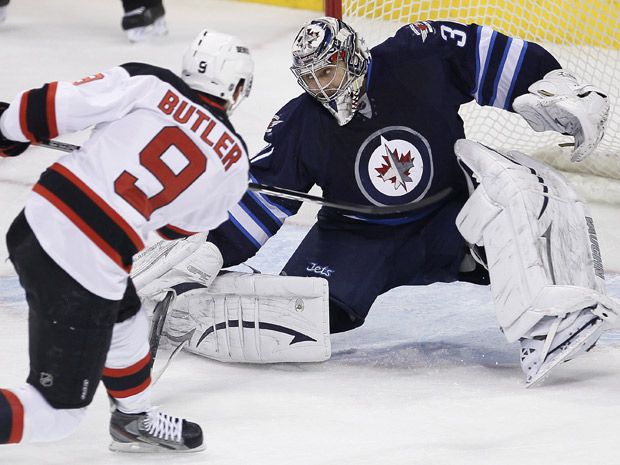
[338,0,620,203]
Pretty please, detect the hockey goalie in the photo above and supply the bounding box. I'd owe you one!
[132,20,620,387]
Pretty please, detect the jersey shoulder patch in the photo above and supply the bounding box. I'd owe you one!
[408,21,436,43]
[265,93,323,141]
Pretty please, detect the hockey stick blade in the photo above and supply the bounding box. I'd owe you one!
[151,331,194,386]
[148,290,176,362]
[36,139,453,215]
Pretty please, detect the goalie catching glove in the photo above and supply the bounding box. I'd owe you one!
[513,70,609,162]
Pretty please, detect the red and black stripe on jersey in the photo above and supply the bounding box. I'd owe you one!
[102,353,152,399]
[0,389,24,444]
[19,82,59,142]
[156,224,197,240]
[33,163,145,272]
[119,62,248,155]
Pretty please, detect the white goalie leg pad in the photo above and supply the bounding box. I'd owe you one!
[132,234,222,302]
[455,139,619,342]
[162,272,331,363]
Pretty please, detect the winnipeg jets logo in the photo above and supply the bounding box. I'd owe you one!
[305,28,321,46]
[375,136,415,191]
[266,114,283,135]
[355,126,434,206]
[294,24,326,57]
[409,21,434,43]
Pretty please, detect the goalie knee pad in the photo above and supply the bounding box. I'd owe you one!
[455,140,619,342]
[162,272,331,363]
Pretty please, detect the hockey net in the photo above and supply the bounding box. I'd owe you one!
[325,0,620,205]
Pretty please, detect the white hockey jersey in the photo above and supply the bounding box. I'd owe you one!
[0,63,249,299]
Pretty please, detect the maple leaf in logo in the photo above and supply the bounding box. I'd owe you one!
[305,28,322,49]
[374,136,415,191]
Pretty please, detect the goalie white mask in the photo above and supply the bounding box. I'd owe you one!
[182,30,254,115]
[291,17,371,126]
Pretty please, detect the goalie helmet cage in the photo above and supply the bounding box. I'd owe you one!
[323,0,620,205]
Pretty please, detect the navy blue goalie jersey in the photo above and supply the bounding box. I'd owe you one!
[208,21,561,266]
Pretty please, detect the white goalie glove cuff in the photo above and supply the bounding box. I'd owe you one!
[512,69,609,162]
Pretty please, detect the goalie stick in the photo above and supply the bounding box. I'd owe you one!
[35,139,453,215]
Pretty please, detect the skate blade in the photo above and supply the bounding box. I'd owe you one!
[126,18,168,43]
[109,440,205,453]
[525,319,603,388]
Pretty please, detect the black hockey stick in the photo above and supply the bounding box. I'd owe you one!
[148,290,194,385]
[148,290,175,362]
[36,139,453,215]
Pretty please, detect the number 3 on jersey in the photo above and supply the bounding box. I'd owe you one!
[114,126,206,219]
[440,25,466,47]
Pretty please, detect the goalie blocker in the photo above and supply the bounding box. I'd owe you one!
[134,239,331,363]
[454,139,619,385]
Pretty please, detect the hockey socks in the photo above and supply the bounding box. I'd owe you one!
[0,384,85,443]
[103,307,154,414]
[102,353,153,413]
[0,389,24,444]
[102,352,152,399]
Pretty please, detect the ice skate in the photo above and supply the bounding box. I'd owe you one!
[520,306,604,387]
[0,0,9,24]
[121,4,167,43]
[109,406,204,453]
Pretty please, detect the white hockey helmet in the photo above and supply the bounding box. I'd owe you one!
[182,30,254,114]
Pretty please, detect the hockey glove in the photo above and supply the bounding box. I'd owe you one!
[512,70,609,162]
[0,102,30,157]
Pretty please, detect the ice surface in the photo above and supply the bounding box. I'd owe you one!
[1,2,619,464]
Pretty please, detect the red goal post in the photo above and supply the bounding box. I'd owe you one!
[324,0,341,20]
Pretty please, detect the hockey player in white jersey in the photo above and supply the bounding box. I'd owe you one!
[134,18,618,387]
[0,29,253,451]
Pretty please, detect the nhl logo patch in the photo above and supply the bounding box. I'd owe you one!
[39,372,54,387]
